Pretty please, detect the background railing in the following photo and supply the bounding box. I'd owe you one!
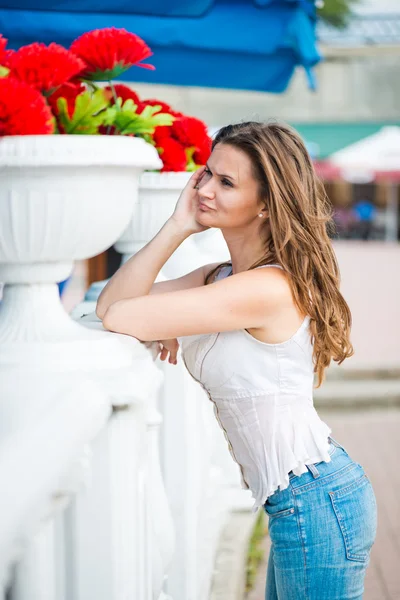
[0,141,252,600]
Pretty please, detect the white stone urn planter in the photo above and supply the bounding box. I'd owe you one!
[0,135,162,370]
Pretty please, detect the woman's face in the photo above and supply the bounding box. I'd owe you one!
[196,143,267,228]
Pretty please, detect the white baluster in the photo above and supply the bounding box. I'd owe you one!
[146,391,176,600]
[65,407,150,600]
[13,519,57,600]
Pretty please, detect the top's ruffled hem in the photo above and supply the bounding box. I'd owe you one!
[246,414,333,513]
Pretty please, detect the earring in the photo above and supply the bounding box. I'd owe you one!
[258,213,263,217]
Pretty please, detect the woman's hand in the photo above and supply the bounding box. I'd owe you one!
[169,166,210,235]
[154,338,180,365]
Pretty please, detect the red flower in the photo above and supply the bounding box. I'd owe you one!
[171,115,209,148]
[0,35,7,64]
[47,80,86,118]
[139,98,175,115]
[0,77,55,135]
[7,42,85,94]
[148,105,210,170]
[153,124,172,144]
[193,137,211,165]
[104,83,141,106]
[70,27,154,81]
[157,137,187,172]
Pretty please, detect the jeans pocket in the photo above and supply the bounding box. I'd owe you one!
[329,473,377,563]
[264,499,295,521]
[264,506,295,521]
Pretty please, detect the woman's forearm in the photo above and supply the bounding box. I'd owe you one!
[96,217,190,319]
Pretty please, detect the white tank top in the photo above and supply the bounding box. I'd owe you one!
[178,264,332,513]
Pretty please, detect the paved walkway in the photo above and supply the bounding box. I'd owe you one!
[245,407,400,600]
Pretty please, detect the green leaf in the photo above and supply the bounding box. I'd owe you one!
[111,101,175,136]
[141,133,156,145]
[56,89,110,134]
[0,65,9,78]
[82,62,131,82]
[185,146,197,172]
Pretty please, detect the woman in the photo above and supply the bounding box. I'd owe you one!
[97,121,377,599]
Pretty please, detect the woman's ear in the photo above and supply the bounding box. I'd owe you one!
[259,207,269,219]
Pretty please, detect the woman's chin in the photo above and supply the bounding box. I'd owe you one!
[198,216,216,229]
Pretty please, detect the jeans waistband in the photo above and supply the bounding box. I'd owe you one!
[289,436,348,481]
[305,435,349,479]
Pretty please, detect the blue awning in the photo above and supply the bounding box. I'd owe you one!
[0,0,321,93]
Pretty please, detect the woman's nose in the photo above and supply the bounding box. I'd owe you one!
[198,179,215,198]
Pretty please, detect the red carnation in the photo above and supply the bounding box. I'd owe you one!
[0,77,55,135]
[0,35,7,64]
[70,27,154,81]
[153,124,172,144]
[193,138,211,165]
[157,137,187,172]
[48,80,86,118]
[7,42,85,94]
[171,115,209,148]
[139,98,175,115]
[104,83,141,106]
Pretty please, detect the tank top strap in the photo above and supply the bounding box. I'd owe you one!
[253,264,284,271]
[214,264,233,281]
[219,263,284,279]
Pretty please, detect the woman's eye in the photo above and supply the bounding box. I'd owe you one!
[203,169,232,187]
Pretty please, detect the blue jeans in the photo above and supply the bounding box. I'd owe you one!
[263,436,377,599]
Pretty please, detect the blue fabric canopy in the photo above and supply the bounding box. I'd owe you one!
[0,0,321,93]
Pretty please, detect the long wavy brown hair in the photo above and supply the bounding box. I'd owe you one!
[204,121,354,388]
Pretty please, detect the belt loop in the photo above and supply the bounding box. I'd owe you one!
[328,435,349,455]
[306,463,320,478]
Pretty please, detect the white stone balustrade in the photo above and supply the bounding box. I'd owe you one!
[0,144,251,600]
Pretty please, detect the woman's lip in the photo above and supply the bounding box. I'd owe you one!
[198,202,214,210]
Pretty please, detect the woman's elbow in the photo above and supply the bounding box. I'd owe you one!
[99,299,145,340]
[96,300,106,321]
[96,280,116,320]
[96,288,111,321]
[101,303,119,332]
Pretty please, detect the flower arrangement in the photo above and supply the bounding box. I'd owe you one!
[0,28,211,171]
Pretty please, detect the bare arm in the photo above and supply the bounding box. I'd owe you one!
[148,262,223,295]
[102,267,292,342]
[96,218,189,319]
